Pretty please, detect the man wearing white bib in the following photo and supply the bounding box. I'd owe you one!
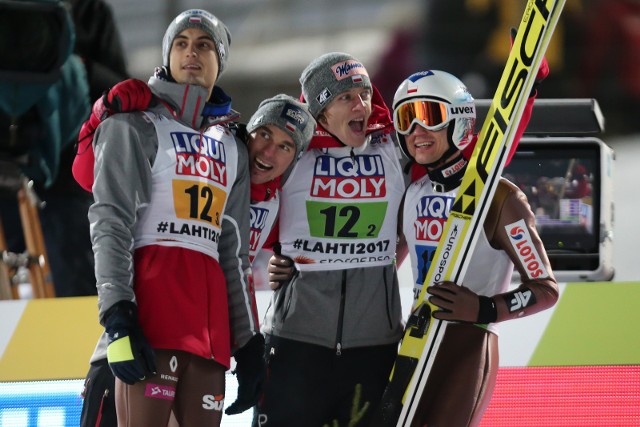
[394,70,559,426]
[257,52,407,427]
[88,9,262,426]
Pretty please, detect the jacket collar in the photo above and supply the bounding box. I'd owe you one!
[148,77,239,129]
[250,178,280,203]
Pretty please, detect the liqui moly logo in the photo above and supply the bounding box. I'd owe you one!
[311,155,386,199]
[414,195,454,242]
[249,206,270,251]
[172,132,227,186]
[506,219,548,279]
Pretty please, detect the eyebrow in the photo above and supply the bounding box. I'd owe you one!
[173,34,214,42]
[261,126,295,148]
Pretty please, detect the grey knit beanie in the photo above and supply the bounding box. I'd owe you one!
[299,52,372,118]
[247,94,316,155]
[162,9,231,76]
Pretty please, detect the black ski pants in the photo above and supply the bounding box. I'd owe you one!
[254,335,398,427]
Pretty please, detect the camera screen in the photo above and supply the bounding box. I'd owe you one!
[504,140,601,261]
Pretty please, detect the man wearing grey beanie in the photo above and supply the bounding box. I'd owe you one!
[85,8,262,427]
[257,52,408,426]
[244,94,315,287]
[77,87,315,424]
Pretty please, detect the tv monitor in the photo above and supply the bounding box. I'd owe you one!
[503,137,614,282]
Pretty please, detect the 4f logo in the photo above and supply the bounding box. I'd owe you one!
[317,88,332,105]
[506,288,536,313]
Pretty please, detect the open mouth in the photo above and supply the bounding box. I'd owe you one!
[415,141,434,149]
[254,158,273,171]
[348,118,365,133]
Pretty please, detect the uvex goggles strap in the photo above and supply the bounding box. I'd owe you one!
[394,100,475,135]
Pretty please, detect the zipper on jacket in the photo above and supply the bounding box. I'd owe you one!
[335,269,347,356]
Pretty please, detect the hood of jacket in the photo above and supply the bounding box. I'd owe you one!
[147,74,239,130]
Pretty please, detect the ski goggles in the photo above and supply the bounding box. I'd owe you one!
[394,100,475,135]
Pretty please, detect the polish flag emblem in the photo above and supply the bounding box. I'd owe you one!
[285,122,296,133]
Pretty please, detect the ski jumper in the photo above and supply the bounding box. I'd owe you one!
[257,88,406,426]
[90,77,256,367]
[402,167,558,426]
[89,77,256,425]
[89,77,259,424]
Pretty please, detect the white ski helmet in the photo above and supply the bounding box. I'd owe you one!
[392,70,476,162]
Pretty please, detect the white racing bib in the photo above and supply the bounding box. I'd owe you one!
[279,134,404,271]
[249,196,279,263]
[134,113,238,261]
[403,175,513,307]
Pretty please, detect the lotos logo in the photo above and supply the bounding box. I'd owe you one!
[441,157,467,178]
[509,226,525,240]
[281,103,308,131]
[506,219,548,279]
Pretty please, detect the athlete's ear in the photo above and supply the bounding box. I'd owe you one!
[318,113,328,126]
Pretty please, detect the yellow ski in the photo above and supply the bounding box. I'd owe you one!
[373,0,567,425]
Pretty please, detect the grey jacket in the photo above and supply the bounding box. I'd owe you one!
[262,265,404,353]
[89,77,254,362]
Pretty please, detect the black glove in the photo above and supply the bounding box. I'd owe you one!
[225,334,266,415]
[103,300,157,385]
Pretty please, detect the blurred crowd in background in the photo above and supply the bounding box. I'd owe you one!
[0,0,638,298]
[105,0,639,137]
